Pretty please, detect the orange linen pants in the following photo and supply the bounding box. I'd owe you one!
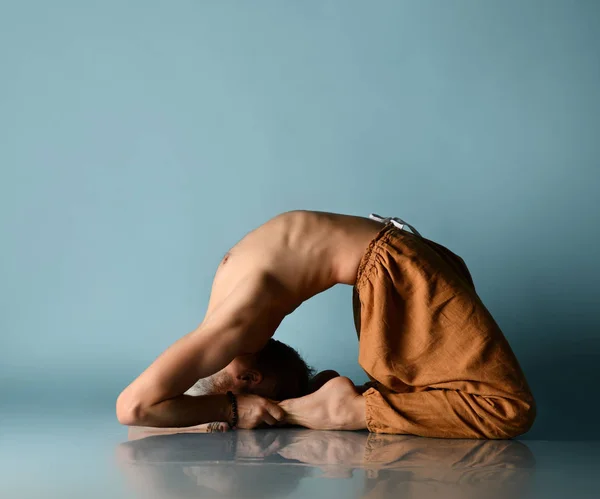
[353,224,536,439]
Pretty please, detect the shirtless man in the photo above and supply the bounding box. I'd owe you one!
[116,211,536,438]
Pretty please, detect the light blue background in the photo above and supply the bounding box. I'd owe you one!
[1,1,599,439]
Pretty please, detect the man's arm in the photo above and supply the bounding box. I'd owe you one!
[116,323,242,427]
[116,273,286,428]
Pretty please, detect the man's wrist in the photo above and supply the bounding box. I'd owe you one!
[226,391,238,429]
[218,393,233,423]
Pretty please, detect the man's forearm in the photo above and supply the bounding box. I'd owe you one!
[127,394,231,428]
[127,422,229,441]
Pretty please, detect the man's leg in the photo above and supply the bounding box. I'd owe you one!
[282,226,535,438]
[353,226,536,439]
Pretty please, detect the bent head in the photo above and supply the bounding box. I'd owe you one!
[187,339,314,400]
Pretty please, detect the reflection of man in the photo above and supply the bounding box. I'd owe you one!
[117,211,535,438]
[357,435,536,499]
[279,431,536,499]
[116,429,536,499]
[116,432,313,499]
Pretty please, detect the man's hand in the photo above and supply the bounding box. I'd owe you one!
[235,394,286,429]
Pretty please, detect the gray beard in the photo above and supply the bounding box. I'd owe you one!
[185,371,233,396]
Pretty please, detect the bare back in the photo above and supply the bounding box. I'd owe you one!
[203,211,383,331]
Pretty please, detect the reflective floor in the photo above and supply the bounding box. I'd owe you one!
[1,416,599,498]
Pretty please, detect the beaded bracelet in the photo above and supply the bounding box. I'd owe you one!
[226,391,238,429]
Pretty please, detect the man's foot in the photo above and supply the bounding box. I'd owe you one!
[279,377,367,431]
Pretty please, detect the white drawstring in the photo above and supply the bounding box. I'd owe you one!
[369,213,423,238]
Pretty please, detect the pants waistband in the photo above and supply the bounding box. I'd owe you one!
[368,213,422,238]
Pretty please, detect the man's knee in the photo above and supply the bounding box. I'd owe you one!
[490,398,536,439]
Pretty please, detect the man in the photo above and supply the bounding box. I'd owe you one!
[116,211,536,438]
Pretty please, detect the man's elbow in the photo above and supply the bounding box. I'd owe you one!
[116,391,146,426]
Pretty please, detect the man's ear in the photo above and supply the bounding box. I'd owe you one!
[239,369,263,386]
